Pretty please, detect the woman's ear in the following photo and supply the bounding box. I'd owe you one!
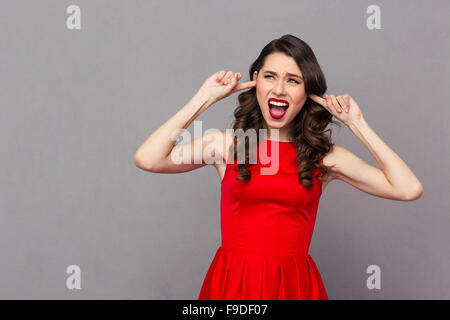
[253,71,258,82]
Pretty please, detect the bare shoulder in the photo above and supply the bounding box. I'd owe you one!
[320,144,344,187]
[321,143,367,182]
[319,143,413,200]
[222,130,235,159]
[212,130,234,182]
[208,130,234,161]
[322,144,341,169]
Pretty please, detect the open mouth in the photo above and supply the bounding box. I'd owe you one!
[268,98,289,119]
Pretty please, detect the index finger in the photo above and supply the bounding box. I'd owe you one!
[232,80,256,92]
[308,93,327,107]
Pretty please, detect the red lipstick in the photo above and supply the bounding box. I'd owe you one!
[267,98,290,119]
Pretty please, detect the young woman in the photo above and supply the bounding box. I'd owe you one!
[134,34,423,300]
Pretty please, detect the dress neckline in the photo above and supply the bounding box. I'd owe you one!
[262,139,295,144]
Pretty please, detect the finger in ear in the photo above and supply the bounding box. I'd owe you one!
[343,95,350,112]
[337,96,345,108]
[330,94,342,112]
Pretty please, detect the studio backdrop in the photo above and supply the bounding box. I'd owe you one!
[0,0,448,299]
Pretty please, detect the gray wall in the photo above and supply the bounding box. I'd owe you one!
[0,0,448,299]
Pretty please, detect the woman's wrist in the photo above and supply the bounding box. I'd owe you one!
[345,114,366,129]
[195,89,215,105]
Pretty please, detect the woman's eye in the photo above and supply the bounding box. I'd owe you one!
[264,75,299,84]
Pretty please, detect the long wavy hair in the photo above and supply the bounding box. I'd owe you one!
[229,34,339,188]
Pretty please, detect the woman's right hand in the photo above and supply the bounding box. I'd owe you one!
[197,70,256,104]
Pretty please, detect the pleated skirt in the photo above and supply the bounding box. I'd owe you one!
[198,246,328,300]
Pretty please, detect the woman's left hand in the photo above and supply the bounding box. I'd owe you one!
[308,93,364,126]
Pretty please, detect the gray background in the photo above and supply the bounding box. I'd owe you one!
[0,0,448,299]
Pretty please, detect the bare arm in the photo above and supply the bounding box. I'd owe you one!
[310,93,423,201]
[325,142,422,201]
[134,70,255,173]
[134,91,216,172]
[338,118,423,201]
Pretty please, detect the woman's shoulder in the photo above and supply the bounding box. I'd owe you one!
[220,130,235,163]
[322,144,351,166]
[210,130,234,182]
[322,144,338,165]
[204,130,234,165]
[321,143,350,181]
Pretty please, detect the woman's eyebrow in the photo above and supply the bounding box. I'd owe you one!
[263,70,303,80]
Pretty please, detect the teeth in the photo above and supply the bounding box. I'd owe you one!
[269,101,288,107]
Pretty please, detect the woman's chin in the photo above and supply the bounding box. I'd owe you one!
[263,115,288,128]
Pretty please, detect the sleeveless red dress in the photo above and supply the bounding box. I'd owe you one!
[198,139,328,300]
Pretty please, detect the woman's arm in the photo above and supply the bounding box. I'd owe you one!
[310,94,423,201]
[134,91,217,172]
[134,70,255,173]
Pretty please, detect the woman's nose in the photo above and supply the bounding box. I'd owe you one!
[273,80,286,95]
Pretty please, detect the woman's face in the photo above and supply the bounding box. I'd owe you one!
[253,52,307,139]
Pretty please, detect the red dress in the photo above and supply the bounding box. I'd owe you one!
[198,139,328,300]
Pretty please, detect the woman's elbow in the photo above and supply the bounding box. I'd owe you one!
[403,183,424,201]
[134,153,153,171]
